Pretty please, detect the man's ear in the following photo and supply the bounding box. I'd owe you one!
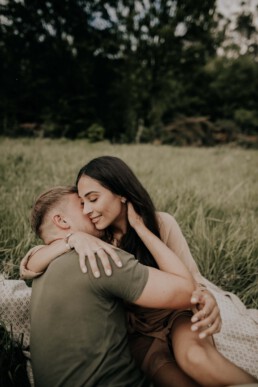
[52,214,70,230]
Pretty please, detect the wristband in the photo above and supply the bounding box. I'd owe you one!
[65,233,73,250]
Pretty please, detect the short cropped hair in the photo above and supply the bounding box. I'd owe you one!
[31,186,77,238]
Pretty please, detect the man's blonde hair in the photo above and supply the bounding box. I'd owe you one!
[31,186,77,238]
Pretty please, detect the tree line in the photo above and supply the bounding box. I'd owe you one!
[1,0,258,146]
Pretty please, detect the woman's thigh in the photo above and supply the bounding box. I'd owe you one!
[129,331,201,386]
[151,361,201,387]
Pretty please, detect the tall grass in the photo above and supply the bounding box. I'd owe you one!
[0,137,257,308]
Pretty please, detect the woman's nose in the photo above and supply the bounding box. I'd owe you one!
[83,203,92,215]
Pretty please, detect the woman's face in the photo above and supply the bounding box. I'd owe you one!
[62,193,100,237]
[77,175,127,231]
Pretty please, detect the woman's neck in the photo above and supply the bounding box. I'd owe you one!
[111,210,128,245]
[111,227,126,246]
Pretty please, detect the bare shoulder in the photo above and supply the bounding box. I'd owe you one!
[156,211,177,226]
[155,212,181,242]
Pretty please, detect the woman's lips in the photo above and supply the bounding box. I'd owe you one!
[91,216,101,224]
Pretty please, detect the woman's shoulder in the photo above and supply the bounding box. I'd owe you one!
[156,211,177,226]
[155,211,180,241]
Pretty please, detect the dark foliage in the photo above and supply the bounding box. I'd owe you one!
[0,0,257,144]
[0,323,30,387]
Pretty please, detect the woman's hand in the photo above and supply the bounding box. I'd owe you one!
[127,202,144,230]
[20,246,45,280]
[68,232,122,278]
[190,287,222,339]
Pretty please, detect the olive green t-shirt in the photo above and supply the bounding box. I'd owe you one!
[30,249,150,387]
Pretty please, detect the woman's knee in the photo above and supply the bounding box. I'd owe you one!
[176,343,209,374]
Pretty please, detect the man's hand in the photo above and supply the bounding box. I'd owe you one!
[190,287,222,339]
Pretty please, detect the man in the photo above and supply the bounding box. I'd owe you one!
[29,186,195,387]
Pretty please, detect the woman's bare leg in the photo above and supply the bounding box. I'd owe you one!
[129,333,200,387]
[152,361,201,387]
[171,315,257,387]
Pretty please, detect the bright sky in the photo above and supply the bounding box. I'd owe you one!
[217,0,258,18]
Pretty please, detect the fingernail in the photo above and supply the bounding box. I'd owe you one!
[106,269,112,276]
[191,316,198,323]
[191,325,198,331]
[191,297,197,303]
[199,332,206,339]
[94,271,100,278]
[82,268,87,274]
[117,261,122,267]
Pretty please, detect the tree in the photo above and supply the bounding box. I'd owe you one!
[1,0,257,143]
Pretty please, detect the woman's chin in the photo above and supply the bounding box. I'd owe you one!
[94,223,105,230]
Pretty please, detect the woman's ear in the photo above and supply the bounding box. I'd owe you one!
[52,214,70,230]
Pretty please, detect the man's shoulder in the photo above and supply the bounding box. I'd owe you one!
[35,250,80,279]
[32,250,92,292]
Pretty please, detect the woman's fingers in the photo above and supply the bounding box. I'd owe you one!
[87,251,101,278]
[78,251,88,274]
[95,248,112,276]
[78,248,103,277]
[127,202,144,229]
[82,247,122,277]
[20,256,28,277]
[101,245,122,268]
[79,247,115,278]
[20,268,42,280]
[71,232,122,277]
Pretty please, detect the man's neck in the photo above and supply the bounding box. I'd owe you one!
[44,230,67,245]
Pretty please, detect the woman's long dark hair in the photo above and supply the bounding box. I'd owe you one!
[76,156,160,268]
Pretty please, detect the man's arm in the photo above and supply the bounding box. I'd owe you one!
[91,251,194,311]
[134,266,194,309]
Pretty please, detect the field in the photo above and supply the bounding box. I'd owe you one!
[0,137,257,308]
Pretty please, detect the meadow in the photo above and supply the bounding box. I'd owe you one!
[0,137,257,308]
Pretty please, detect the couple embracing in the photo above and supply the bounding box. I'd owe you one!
[20,156,258,386]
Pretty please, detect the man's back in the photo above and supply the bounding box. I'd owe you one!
[30,250,150,387]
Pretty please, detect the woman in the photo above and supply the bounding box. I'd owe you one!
[21,156,258,384]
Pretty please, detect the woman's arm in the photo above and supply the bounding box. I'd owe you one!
[127,203,195,285]
[24,239,71,273]
[20,246,46,279]
[22,233,122,279]
[157,212,202,281]
[157,211,221,338]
